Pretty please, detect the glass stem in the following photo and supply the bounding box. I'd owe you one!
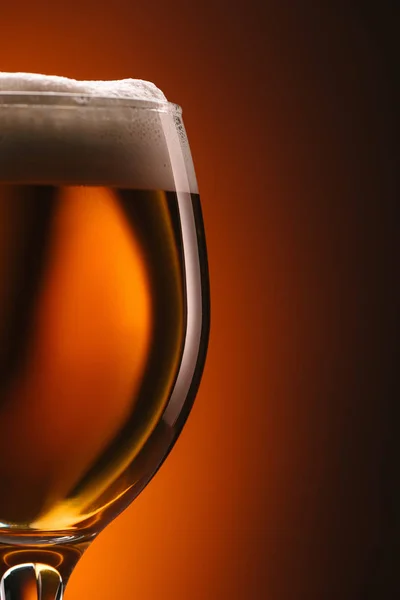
[0,563,64,600]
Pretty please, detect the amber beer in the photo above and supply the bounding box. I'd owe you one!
[0,184,195,530]
[0,81,204,534]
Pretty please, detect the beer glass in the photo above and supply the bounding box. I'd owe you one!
[0,86,209,599]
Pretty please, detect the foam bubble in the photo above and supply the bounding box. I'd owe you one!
[0,72,167,102]
[0,73,198,193]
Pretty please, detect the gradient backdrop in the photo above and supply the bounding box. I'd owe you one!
[1,2,398,598]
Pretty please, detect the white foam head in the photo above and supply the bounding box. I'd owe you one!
[0,72,167,102]
[0,72,197,193]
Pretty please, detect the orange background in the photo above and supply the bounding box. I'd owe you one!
[1,2,397,598]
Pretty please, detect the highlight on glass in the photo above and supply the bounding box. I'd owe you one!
[0,73,209,600]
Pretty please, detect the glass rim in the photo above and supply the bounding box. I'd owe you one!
[0,91,182,114]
